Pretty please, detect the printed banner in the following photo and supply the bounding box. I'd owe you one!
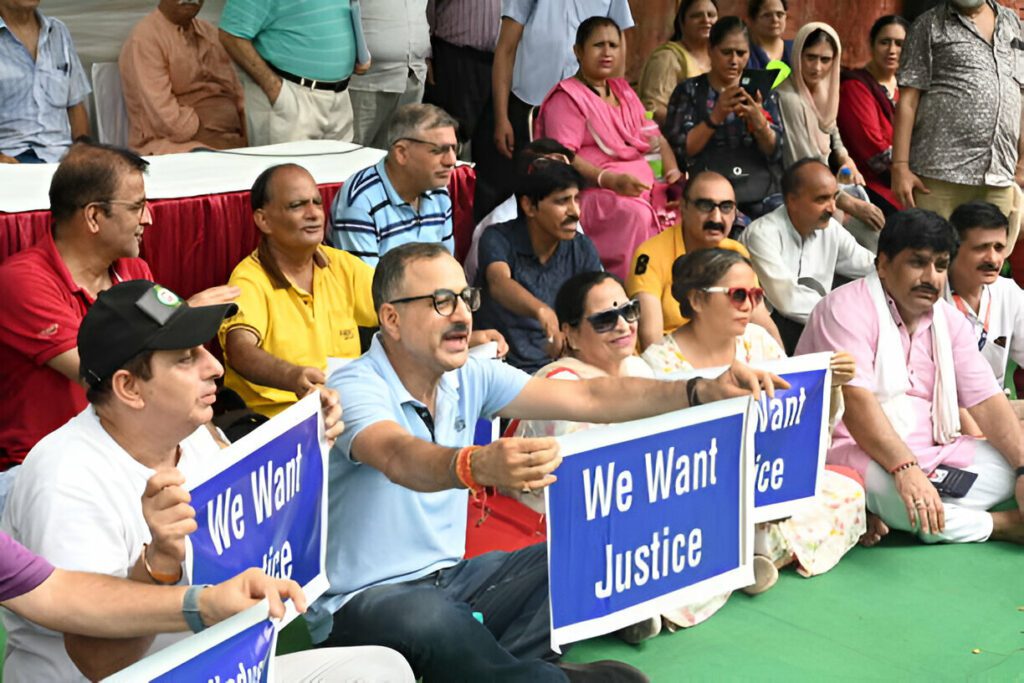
[103,600,282,683]
[545,398,754,650]
[747,353,832,523]
[185,392,329,606]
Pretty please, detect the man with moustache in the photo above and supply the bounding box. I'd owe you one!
[627,170,780,352]
[798,209,1024,545]
[473,161,601,372]
[947,202,1024,394]
[331,104,457,267]
[742,159,874,353]
[119,0,246,155]
[891,0,1024,217]
[0,141,236,469]
[305,240,786,680]
[219,163,378,418]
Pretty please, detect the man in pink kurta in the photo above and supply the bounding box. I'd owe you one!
[120,0,246,155]
[797,209,1024,545]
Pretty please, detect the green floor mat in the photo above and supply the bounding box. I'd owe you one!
[563,533,1023,680]
[2,535,1020,681]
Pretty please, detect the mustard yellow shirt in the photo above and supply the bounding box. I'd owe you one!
[219,246,377,416]
[626,227,750,336]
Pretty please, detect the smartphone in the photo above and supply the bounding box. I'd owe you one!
[927,465,978,498]
[740,69,775,102]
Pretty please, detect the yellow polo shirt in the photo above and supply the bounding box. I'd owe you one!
[626,227,750,336]
[219,246,377,417]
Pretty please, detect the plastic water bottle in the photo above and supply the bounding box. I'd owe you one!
[643,111,663,180]
[837,167,853,187]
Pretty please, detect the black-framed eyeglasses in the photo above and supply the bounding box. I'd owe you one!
[388,287,481,317]
[584,299,641,333]
[394,137,462,157]
[689,198,736,214]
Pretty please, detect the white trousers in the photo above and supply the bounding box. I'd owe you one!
[864,441,1015,543]
[275,646,414,682]
[239,69,354,146]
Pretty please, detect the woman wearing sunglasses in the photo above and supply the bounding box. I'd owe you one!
[643,248,868,589]
[506,271,732,643]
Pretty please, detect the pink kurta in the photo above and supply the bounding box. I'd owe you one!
[535,77,664,280]
[796,278,1001,477]
[119,9,245,155]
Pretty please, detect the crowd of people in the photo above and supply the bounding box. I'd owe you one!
[1,0,1024,681]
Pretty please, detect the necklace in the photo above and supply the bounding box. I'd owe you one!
[576,72,610,98]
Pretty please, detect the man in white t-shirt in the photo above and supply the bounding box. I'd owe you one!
[947,201,1024,393]
[1,280,410,682]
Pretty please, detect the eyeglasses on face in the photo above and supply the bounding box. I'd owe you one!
[585,299,641,333]
[702,286,764,309]
[388,287,481,317]
[689,198,736,214]
[87,198,149,217]
[394,137,462,157]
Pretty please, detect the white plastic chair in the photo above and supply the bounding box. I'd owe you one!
[91,62,130,147]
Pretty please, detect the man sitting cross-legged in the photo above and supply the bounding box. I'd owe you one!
[304,241,786,681]
[1,280,411,682]
[797,210,1024,545]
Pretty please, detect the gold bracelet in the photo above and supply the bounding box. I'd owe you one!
[142,543,183,585]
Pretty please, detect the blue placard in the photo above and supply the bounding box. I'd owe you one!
[152,618,274,683]
[749,354,831,522]
[185,394,329,600]
[546,398,754,649]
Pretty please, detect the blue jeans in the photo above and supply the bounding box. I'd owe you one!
[319,542,568,682]
[14,149,44,163]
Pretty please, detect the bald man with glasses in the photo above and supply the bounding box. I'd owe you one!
[304,240,788,681]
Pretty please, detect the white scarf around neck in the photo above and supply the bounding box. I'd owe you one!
[866,271,960,445]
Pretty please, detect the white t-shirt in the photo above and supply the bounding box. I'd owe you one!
[945,275,1024,388]
[0,406,220,683]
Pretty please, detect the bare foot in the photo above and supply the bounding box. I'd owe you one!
[989,510,1024,544]
[859,513,889,547]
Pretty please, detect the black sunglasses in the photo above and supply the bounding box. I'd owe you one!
[584,299,641,333]
[388,287,481,317]
[689,198,737,214]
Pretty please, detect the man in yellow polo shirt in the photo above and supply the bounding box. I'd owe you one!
[220,163,377,416]
[627,171,781,351]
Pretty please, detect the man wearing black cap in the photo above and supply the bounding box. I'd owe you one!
[0,281,406,682]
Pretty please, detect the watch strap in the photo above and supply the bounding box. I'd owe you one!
[183,584,211,633]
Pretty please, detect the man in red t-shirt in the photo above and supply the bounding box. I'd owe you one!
[0,142,236,468]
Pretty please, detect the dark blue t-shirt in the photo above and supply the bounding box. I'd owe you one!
[474,218,602,373]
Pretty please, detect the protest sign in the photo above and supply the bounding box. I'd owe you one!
[747,352,832,523]
[103,600,283,683]
[185,392,329,606]
[545,397,754,650]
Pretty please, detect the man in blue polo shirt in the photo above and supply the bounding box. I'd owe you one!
[306,241,786,680]
[330,103,456,266]
[476,160,601,372]
[0,0,91,163]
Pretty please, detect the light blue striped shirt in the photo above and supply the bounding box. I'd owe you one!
[331,159,454,267]
[219,0,356,82]
[0,12,90,162]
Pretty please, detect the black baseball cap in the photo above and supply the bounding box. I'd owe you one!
[78,280,237,386]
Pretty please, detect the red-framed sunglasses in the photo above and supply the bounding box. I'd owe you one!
[701,286,765,309]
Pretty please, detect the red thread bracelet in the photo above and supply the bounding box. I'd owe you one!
[888,461,918,475]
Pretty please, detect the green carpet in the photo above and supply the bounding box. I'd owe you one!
[1,534,1020,681]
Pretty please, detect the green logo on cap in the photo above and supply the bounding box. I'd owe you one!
[153,285,182,308]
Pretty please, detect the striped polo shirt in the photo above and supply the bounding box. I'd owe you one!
[219,0,355,82]
[330,159,454,267]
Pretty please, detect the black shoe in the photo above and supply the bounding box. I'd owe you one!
[557,660,650,682]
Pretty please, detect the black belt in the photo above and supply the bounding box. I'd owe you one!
[268,62,350,93]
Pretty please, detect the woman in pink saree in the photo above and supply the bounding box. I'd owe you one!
[535,16,681,281]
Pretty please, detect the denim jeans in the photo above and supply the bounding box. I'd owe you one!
[319,542,568,682]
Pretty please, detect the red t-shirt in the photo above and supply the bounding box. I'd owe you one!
[0,235,152,468]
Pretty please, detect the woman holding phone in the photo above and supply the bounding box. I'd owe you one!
[663,16,784,220]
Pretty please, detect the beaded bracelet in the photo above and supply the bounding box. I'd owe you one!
[888,460,918,475]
